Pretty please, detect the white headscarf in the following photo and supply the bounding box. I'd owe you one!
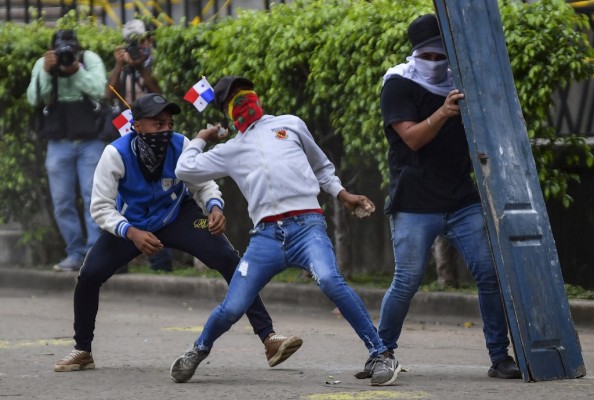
[382,39,455,97]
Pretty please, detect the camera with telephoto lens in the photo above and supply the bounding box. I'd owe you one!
[126,40,141,61]
[52,30,78,68]
[54,44,76,67]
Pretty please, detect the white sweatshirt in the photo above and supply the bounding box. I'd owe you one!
[176,114,344,226]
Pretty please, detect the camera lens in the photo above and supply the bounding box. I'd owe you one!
[55,45,75,66]
[126,42,141,60]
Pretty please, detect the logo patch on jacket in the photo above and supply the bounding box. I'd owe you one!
[193,219,208,229]
[161,178,174,191]
[274,129,288,140]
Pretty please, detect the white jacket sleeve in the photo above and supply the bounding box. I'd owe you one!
[90,145,129,236]
[180,137,225,213]
[294,117,344,198]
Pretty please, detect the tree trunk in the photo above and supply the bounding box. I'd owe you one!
[333,196,353,279]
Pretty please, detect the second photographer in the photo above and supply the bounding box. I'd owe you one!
[105,19,160,106]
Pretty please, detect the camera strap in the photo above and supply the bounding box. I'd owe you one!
[50,74,58,105]
[78,50,86,67]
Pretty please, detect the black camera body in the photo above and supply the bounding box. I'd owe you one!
[51,30,79,70]
[126,41,141,61]
[54,44,76,67]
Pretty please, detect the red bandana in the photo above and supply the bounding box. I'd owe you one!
[228,90,264,133]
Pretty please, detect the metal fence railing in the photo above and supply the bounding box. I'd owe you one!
[0,0,289,26]
[553,1,594,136]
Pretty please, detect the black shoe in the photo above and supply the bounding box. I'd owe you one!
[488,356,521,379]
[354,356,374,379]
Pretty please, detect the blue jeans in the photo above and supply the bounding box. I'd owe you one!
[45,139,105,260]
[195,213,388,357]
[378,203,510,363]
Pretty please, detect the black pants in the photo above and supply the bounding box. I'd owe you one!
[72,200,273,352]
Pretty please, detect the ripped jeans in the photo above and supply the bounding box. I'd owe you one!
[194,212,387,357]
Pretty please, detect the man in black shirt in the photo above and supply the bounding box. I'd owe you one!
[360,13,520,380]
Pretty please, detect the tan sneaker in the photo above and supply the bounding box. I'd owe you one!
[263,333,303,367]
[54,349,95,372]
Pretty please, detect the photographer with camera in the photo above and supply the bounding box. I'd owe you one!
[105,19,172,272]
[105,19,160,105]
[26,29,107,272]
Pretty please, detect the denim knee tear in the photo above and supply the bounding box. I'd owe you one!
[310,265,320,285]
[238,261,249,276]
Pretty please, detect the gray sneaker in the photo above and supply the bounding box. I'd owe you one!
[370,353,401,386]
[170,345,209,383]
[354,350,394,379]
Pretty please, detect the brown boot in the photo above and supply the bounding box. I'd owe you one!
[263,333,303,367]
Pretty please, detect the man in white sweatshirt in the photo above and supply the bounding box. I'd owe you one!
[171,76,399,386]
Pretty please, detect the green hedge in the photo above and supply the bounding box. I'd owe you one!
[1,0,592,261]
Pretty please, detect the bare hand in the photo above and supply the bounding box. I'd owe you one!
[196,124,228,142]
[43,50,58,72]
[439,89,465,118]
[337,190,375,216]
[126,227,164,255]
[208,206,226,235]
[114,46,126,67]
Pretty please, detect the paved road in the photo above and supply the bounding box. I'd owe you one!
[1,287,593,400]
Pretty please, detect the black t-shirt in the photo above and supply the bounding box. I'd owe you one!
[380,76,480,213]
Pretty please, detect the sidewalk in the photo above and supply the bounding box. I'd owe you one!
[1,265,592,328]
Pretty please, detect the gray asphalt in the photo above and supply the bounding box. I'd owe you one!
[0,283,593,400]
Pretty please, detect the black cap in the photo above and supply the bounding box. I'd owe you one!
[213,76,255,112]
[408,14,442,51]
[131,93,181,120]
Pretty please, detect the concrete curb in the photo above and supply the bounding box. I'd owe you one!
[1,267,592,327]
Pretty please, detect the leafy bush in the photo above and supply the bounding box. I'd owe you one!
[1,0,592,263]
[500,0,594,206]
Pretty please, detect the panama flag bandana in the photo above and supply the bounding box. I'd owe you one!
[112,109,134,136]
[184,76,215,112]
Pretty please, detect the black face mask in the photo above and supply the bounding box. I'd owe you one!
[135,130,173,182]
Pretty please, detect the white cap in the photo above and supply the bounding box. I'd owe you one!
[122,19,146,41]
